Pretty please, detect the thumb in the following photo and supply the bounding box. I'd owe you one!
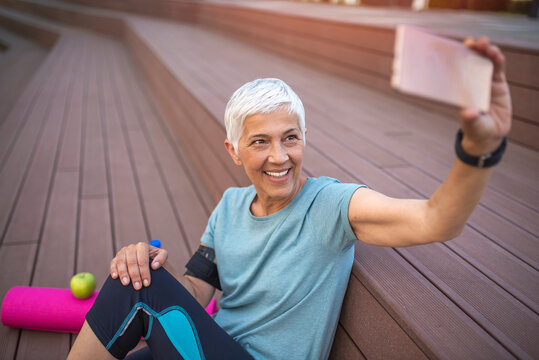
[459,108,480,123]
[459,108,485,135]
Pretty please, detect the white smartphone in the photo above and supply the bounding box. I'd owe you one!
[391,25,493,112]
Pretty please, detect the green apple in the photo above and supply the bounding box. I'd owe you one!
[70,272,97,299]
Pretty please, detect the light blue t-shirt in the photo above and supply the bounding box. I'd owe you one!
[201,177,364,360]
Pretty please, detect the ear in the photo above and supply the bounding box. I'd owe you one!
[224,139,243,166]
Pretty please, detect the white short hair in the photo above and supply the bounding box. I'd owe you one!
[224,78,305,152]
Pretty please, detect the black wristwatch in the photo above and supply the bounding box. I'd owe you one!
[455,129,507,168]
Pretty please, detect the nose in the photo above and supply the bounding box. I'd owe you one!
[268,142,289,164]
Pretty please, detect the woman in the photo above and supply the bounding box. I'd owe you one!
[68,37,511,360]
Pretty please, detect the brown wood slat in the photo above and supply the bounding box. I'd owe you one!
[96,37,147,250]
[2,35,77,245]
[387,165,538,271]
[124,23,247,205]
[0,244,38,360]
[77,196,113,282]
[328,325,366,360]
[114,42,211,251]
[504,50,539,89]
[509,85,539,125]
[0,29,46,126]
[15,35,88,360]
[104,37,192,266]
[0,7,59,49]
[75,36,114,279]
[81,37,108,198]
[0,26,59,167]
[197,9,393,78]
[0,41,69,244]
[134,20,249,187]
[338,274,428,360]
[400,242,538,359]
[353,242,514,359]
[15,331,70,360]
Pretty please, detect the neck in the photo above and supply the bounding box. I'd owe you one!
[251,177,307,217]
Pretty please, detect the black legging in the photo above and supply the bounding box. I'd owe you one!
[85,267,253,360]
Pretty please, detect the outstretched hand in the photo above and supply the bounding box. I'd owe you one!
[110,242,168,290]
[460,37,512,156]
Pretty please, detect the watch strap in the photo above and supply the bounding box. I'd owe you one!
[455,129,507,168]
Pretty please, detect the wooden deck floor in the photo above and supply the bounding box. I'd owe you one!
[0,27,46,126]
[0,1,538,359]
[0,20,210,358]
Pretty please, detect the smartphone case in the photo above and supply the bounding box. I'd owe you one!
[391,25,493,112]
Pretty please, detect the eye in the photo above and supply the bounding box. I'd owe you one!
[251,139,266,145]
[285,134,299,142]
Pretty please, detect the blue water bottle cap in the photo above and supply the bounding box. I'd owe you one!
[150,239,161,248]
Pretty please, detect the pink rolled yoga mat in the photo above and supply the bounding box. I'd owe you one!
[1,286,97,333]
[2,286,219,333]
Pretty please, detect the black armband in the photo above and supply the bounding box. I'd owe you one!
[185,245,222,290]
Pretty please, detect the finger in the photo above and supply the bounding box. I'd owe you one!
[126,244,144,290]
[460,108,480,123]
[137,243,151,288]
[151,249,168,270]
[486,44,505,75]
[463,37,474,48]
[110,258,119,279]
[116,249,130,286]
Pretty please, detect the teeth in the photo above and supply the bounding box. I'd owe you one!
[265,169,289,178]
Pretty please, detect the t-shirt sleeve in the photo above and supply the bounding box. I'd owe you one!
[200,189,229,249]
[310,181,367,251]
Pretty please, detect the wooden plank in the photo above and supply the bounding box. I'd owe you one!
[353,243,514,359]
[338,274,428,360]
[197,9,393,78]
[77,196,113,284]
[198,4,396,53]
[388,165,538,271]
[2,34,77,245]
[509,85,539,124]
[0,27,65,166]
[96,36,147,250]
[123,23,244,205]
[77,34,113,280]
[114,40,210,251]
[504,50,539,89]
[56,37,84,172]
[0,243,37,360]
[14,39,88,360]
[104,37,192,267]
[0,37,70,245]
[80,34,108,198]
[0,8,59,49]
[133,20,249,187]
[509,116,539,151]
[0,34,54,166]
[0,29,46,127]
[399,242,538,359]
[328,325,366,360]
[15,331,70,360]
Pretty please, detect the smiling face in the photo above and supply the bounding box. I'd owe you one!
[225,108,307,216]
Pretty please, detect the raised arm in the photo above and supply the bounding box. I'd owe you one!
[349,37,511,247]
